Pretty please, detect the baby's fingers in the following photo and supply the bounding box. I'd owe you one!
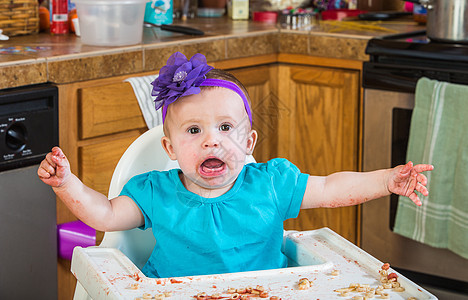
[417,173,428,186]
[38,153,57,178]
[409,192,422,206]
[413,164,434,173]
[50,147,68,166]
[415,182,429,197]
[50,147,70,175]
[38,164,52,178]
[400,161,414,176]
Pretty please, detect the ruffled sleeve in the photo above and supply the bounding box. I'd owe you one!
[266,158,309,220]
[119,172,156,230]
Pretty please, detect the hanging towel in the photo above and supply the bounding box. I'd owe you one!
[394,77,468,259]
[124,74,162,129]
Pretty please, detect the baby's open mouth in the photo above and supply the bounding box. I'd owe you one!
[199,158,226,176]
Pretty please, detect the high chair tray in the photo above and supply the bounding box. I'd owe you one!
[71,227,436,299]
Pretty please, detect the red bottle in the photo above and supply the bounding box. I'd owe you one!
[51,0,68,34]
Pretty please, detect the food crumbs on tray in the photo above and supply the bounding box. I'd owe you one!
[190,285,282,299]
[170,278,183,283]
[298,278,312,290]
[131,273,143,282]
[333,263,409,299]
[129,283,139,290]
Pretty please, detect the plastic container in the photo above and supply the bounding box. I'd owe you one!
[72,0,147,46]
[253,11,278,23]
[321,9,366,20]
[197,7,225,17]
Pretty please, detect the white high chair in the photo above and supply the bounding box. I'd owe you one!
[73,124,255,300]
[71,125,436,300]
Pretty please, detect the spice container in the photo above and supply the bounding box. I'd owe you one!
[280,8,317,30]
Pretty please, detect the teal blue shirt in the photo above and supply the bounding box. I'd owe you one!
[120,158,309,278]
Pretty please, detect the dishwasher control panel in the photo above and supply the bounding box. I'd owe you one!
[0,84,58,171]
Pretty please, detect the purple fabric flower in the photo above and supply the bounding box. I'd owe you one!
[151,52,214,111]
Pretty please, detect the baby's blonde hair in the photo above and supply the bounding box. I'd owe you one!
[203,69,252,110]
[163,69,252,136]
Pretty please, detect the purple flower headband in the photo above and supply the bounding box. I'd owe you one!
[151,52,252,126]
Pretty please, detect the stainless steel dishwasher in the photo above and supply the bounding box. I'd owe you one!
[0,84,58,299]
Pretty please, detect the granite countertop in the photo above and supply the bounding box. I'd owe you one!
[0,16,423,89]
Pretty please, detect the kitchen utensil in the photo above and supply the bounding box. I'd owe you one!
[358,11,412,20]
[144,22,204,35]
[405,0,468,42]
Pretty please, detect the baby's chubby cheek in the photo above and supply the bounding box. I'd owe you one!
[177,140,199,163]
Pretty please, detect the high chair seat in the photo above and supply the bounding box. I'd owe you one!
[73,125,255,299]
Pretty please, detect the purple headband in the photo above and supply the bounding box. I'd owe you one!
[151,52,252,126]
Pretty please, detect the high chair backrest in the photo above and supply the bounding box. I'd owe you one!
[99,125,255,270]
[99,125,178,269]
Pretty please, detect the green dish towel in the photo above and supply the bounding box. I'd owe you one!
[394,77,468,259]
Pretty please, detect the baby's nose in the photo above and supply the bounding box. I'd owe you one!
[203,132,220,148]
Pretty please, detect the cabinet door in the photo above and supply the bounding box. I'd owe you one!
[278,64,360,243]
[228,65,279,163]
[79,135,140,196]
[79,82,146,139]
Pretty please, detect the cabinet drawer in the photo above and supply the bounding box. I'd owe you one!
[79,82,146,139]
[79,135,140,196]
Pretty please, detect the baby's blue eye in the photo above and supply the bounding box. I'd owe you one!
[219,124,232,132]
[188,127,200,134]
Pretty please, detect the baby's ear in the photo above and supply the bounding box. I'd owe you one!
[246,129,258,155]
[161,136,177,160]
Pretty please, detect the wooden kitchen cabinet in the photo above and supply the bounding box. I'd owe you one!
[79,136,140,195]
[228,65,280,163]
[229,63,361,243]
[276,64,361,243]
[79,82,147,139]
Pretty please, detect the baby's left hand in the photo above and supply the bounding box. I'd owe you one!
[387,161,434,206]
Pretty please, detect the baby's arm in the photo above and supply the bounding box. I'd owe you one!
[38,147,144,231]
[301,161,433,209]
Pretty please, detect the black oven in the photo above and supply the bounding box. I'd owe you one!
[362,31,468,299]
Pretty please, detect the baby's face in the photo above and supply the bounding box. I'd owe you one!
[161,87,257,197]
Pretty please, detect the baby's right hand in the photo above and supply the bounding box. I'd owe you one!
[37,146,71,188]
